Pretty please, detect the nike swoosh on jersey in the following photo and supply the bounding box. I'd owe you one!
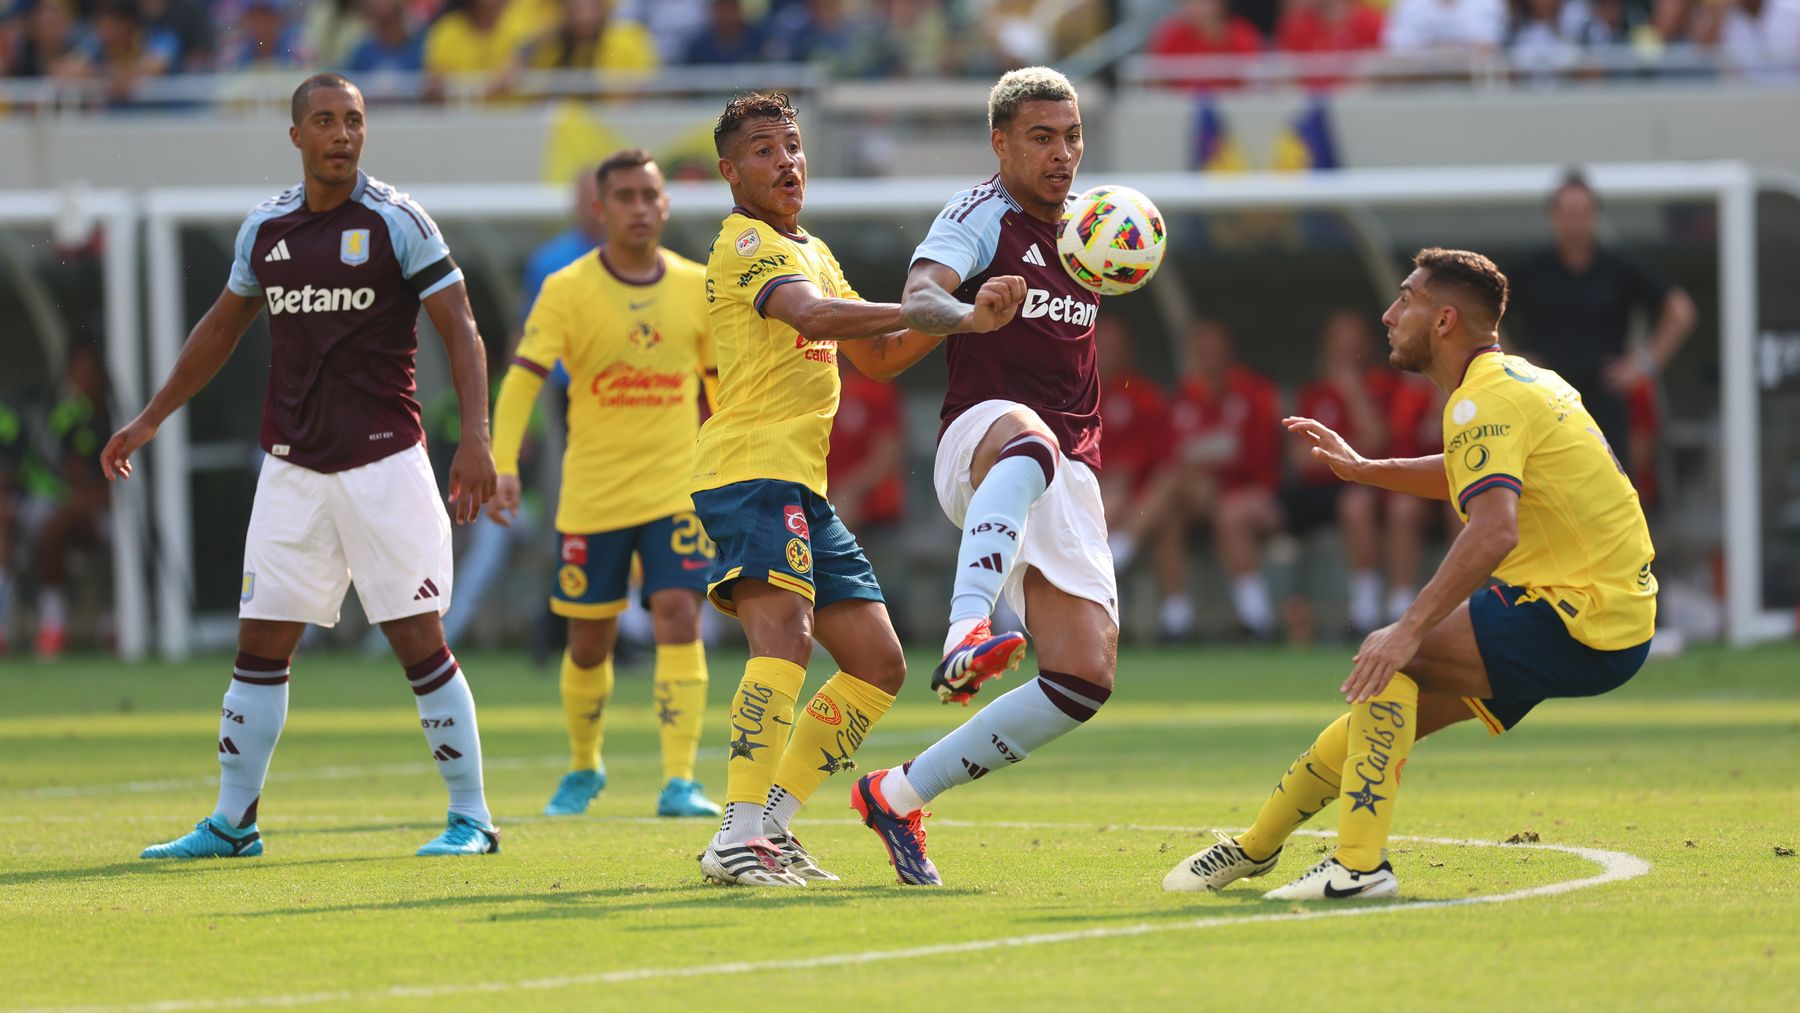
[629,299,656,310]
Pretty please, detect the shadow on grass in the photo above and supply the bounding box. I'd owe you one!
[0,854,395,888]
[233,882,981,920]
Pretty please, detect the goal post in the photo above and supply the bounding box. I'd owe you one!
[133,161,1785,655]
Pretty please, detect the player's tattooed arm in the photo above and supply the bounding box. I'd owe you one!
[901,261,1027,336]
[101,287,264,481]
[424,280,499,524]
[840,328,945,381]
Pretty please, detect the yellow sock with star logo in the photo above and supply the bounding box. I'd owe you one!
[770,671,896,813]
[722,657,807,806]
[559,650,613,772]
[653,641,709,783]
[1334,673,1419,872]
[1235,713,1349,861]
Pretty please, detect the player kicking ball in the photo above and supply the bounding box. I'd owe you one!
[692,92,1024,886]
[851,68,1119,885]
[487,149,722,820]
[1164,249,1657,899]
[103,74,502,859]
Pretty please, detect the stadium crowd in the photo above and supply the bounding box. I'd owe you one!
[2,0,1792,103]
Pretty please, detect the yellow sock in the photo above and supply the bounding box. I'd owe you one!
[1235,713,1349,861]
[560,651,614,772]
[723,657,807,805]
[654,641,709,782]
[771,671,897,803]
[1334,673,1419,872]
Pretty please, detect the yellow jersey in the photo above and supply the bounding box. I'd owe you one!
[1443,350,1657,650]
[505,249,714,533]
[692,210,859,497]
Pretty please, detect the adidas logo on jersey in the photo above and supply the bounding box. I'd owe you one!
[263,239,292,262]
[1020,289,1097,327]
[1021,243,1046,267]
[265,284,376,316]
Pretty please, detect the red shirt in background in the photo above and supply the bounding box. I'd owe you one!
[1274,3,1384,88]
[1102,368,1176,495]
[1172,365,1281,493]
[1385,375,1444,461]
[829,369,904,528]
[1147,14,1265,91]
[1293,368,1395,484]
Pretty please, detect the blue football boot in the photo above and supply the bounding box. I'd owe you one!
[140,815,263,860]
[543,767,606,815]
[656,777,723,817]
[416,813,501,856]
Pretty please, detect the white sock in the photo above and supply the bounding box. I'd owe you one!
[1349,570,1383,631]
[948,438,1056,628]
[716,801,764,845]
[762,785,801,835]
[900,671,1111,805]
[943,617,984,656]
[1231,573,1274,634]
[212,655,290,829]
[1158,595,1194,636]
[1108,532,1137,571]
[1387,587,1416,624]
[38,587,67,630]
[407,649,490,825]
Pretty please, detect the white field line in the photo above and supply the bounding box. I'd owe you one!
[14,827,1650,1013]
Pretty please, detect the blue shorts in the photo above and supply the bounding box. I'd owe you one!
[690,479,883,618]
[1465,583,1650,734]
[550,512,714,619]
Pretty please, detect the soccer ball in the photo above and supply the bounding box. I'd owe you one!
[1056,185,1167,297]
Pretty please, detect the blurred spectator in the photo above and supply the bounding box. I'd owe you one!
[302,0,368,70]
[979,0,1054,70]
[1691,0,1800,75]
[217,0,311,71]
[1093,318,1191,641]
[141,0,217,73]
[1281,309,1391,636]
[1380,373,1452,623]
[827,358,905,537]
[1147,0,1265,91]
[1168,318,1283,640]
[524,170,604,316]
[683,0,765,64]
[344,0,425,74]
[31,341,112,660]
[616,0,708,62]
[1276,0,1384,53]
[883,0,967,77]
[424,0,526,94]
[1382,0,1507,51]
[10,0,83,79]
[67,1,180,102]
[1508,0,1602,80]
[763,0,889,75]
[0,392,21,654]
[1505,170,1695,482]
[526,0,659,73]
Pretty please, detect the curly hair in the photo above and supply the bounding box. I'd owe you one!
[987,66,1077,130]
[1414,247,1510,326]
[713,91,799,158]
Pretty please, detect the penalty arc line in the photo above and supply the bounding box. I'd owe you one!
[19,829,1650,1013]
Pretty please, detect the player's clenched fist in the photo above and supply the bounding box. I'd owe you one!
[967,275,1027,333]
[1283,415,1365,483]
[99,416,159,481]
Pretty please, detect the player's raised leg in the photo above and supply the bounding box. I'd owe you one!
[859,569,1116,885]
[141,620,303,859]
[648,584,718,818]
[933,411,1049,703]
[545,615,617,815]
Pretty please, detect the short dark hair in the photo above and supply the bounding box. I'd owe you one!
[595,148,656,192]
[1414,247,1509,327]
[291,73,360,127]
[713,91,798,158]
[1551,167,1598,209]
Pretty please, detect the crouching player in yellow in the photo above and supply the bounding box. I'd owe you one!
[488,149,722,818]
[1165,248,1656,899]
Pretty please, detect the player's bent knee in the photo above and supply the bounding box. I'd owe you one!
[567,618,618,668]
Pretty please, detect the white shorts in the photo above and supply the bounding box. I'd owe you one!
[933,399,1119,631]
[239,443,453,627]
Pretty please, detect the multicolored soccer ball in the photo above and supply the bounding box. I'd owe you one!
[1055,185,1167,297]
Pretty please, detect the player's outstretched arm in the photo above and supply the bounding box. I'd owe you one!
[900,261,1026,337]
[1342,488,1518,703]
[423,280,497,525]
[100,287,263,482]
[1283,416,1451,501]
[760,277,905,342]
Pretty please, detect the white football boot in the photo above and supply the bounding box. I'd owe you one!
[699,836,807,887]
[766,830,840,882]
[1262,856,1398,901]
[1161,830,1281,892]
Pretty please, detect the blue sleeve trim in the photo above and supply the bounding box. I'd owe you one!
[1457,473,1523,512]
[753,275,807,317]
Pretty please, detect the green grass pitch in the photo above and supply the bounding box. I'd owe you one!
[3,643,1797,1010]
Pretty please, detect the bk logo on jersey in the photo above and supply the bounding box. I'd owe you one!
[561,534,588,565]
[783,505,809,540]
[340,229,370,266]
